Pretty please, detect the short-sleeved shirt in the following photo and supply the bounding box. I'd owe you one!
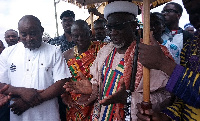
[162,40,181,64]
[0,42,71,121]
[162,27,184,50]
[161,27,192,64]
[48,34,76,53]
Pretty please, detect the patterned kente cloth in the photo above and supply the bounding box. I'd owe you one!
[162,29,200,120]
[89,41,173,121]
[66,41,107,121]
[101,48,125,121]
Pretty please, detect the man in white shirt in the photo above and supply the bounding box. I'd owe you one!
[4,29,19,47]
[161,2,192,64]
[0,15,71,121]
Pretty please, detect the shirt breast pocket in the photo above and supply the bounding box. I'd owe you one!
[39,63,53,80]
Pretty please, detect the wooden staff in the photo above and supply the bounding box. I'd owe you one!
[141,0,152,109]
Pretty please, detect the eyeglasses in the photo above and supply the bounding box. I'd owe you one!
[106,20,134,31]
[161,9,179,14]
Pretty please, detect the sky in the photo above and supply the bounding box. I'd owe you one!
[0,0,189,47]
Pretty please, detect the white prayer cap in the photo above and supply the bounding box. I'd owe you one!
[104,1,138,20]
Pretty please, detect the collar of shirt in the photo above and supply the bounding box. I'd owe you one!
[165,27,183,35]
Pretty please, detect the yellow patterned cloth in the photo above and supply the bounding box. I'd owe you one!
[162,30,200,121]
[164,99,200,121]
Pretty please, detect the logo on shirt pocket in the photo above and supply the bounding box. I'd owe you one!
[10,63,16,72]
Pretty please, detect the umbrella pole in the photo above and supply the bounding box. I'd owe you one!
[141,0,152,111]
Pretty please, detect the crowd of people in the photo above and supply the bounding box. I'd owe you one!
[0,0,199,121]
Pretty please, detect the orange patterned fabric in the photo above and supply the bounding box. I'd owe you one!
[124,41,142,90]
[66,41,107,121]
[123,41,174,91]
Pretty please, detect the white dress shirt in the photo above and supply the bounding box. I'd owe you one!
[0,42,71,121]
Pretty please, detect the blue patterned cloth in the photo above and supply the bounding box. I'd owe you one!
[162,40,181,64]
[162,30,200,121]
[48,34,76,53]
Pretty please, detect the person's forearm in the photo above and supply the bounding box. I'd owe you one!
[40,78,69,102]
[160,57,177,76]
[76,83,98,106]
[0,83,24,96]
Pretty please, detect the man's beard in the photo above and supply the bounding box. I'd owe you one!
[113,42,125,49]
[64,29,71,34]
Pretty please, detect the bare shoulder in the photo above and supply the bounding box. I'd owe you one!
[63,48,75,62]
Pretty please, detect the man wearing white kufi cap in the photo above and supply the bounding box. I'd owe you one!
[64,0,173,120]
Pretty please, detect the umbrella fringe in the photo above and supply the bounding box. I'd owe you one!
[65,0,172,10]
[133,0,171,8]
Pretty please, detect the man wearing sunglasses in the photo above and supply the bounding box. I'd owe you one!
[64,1,174,120]
[161,2,192,59]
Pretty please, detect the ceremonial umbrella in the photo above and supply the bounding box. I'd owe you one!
[67,0,171,110]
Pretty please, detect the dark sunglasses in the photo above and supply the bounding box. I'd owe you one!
[106,20,134,31]
[161,9,179,14]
